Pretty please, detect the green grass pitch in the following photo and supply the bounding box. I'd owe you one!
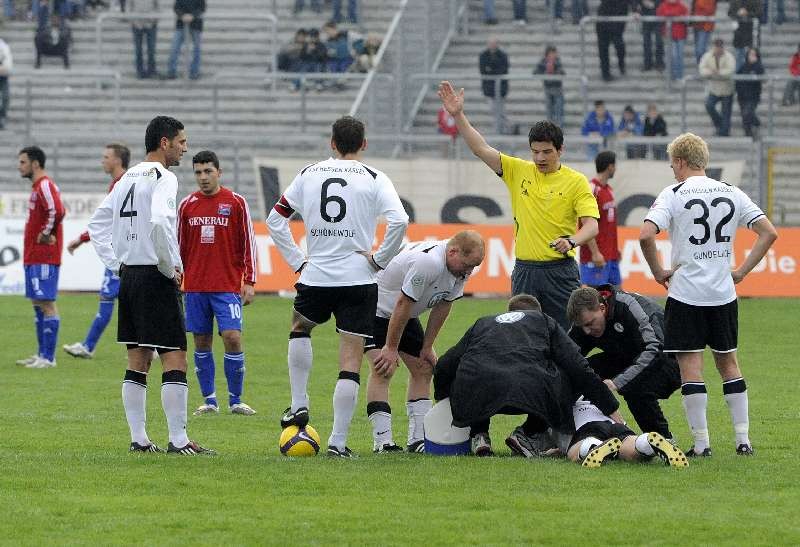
[1,294,799,545]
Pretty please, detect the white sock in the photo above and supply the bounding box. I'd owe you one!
[635,433,655,456]
[328,375,359,449]
[122,372,150,445]
[162,373,189,447]
[288,335,313,411]
[579,437,603,459]
[682,383,710,451]
[367,401,393,448]
[723,377,750,446]
[406,399,432,446]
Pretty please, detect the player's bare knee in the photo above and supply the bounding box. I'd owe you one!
[193,333,214,351]
[35,300,57,316]
[220,330,242,352]
[160,349,188,372]
[713,351,741,380]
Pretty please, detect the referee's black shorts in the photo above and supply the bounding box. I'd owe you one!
[118,265,187,351]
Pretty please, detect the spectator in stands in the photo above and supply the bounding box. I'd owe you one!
[278,29,307,73]
[166,0,205,80]
[293,0,321,15]
[735,47,764,138]
[513,0,527,24]
[572,0,590,24]
[35,14,71,68]
[483,0,498,24]
[699,38,735,136]
[299,28,328,91]
[656,0,688,81]
[332,0,357,24]
[0,37,11,130]
[781,43,800,106]
[36,0,50,31]
[643,102,668,159]
[479,38,514,135]
[534,45,565,128]
[728,0,761,71]
[618,105,646,159]
[352,33,381,73]
[581,100,615,159]
[322,20,354,73]
[595,0,628,82]
[692,0,716,63]
[636,0,664,72]
[129,0,159,79]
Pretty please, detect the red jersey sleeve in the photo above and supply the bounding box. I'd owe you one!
[38,178,65,235]
[235,193,258,285]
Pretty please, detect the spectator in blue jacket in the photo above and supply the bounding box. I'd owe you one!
[582,100,615,159]
[617,105,646,158]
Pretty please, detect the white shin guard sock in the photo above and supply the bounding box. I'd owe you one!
[406,399,432,445]
[329,378,359,450]
[122,378,149,445]
[288,336,313,411]
[161,381,189,447]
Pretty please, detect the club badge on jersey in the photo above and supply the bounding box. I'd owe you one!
[218,204,231,216]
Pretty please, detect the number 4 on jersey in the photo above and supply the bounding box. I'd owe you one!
[120,184,138,222]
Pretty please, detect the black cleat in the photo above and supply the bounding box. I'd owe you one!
[647,432,688,467]
[280,406,309,429]
[129,442,164,453]
[167,440,216,455]
[407,439,425,453]
[327,445,357,458]
[685,446,712,458]
[736,444,755,456]
[373,442,404,454]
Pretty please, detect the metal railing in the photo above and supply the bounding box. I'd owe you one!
[210,71,390,133]
[11,68,122,141]
[94,12,279,74]
[679,74,800,137]
[578,15,760,87]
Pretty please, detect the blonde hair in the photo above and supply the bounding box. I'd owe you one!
[447,230,485,259]
[667,133,709,169]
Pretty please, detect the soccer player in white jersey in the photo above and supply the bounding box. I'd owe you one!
[88,116,214,455]
[365,231,485,453]
[639,133,777,457]
[267,116,409,458]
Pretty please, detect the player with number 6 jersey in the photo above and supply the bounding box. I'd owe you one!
[267,115,409,458]
[640,132,777,459]
[178,150,258,416]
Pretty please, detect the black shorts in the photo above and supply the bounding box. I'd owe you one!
[293,282,377,338]
[117,265,187,351]
[570,421,636,448]
[364,316,424,357]
[663,297,738,353]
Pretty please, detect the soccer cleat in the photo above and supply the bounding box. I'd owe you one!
[647,432,689,468]
[16,355,39,366]
[685,446,712,458]
[327,445,357,458]
[280,406,309,429]
[26,357,56,369]
[582,437,622,468]
[374,442,403,454]
[167,440,216,455]
[129,441,164,453]
[230,402,256,415]
[62,342,94,359]
[505,427,554,458]
[192,403,219,416]
[736,444,755,456]
[471,433,493,457]
[407,440,425,454]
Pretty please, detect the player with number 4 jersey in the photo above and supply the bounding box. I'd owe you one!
[640,132,777,459]
[178,150,258,416]
[267,116,409,458]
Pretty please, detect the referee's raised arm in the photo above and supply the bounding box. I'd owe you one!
[438,81,502,175]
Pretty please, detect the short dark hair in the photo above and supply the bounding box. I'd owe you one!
[332,116,365,155]
[192,150,220,169]
[145,116,184,153]
[566,287,602,324]
[544,44,557,55]
[594,100,605,108]
[528,120,564,149]
[106,142,131,169]
[595,150,616,173]
[507,294,542,312]
[20,146,46,168]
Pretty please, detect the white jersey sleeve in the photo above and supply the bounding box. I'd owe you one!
[88,190,120,272]
[371,171,409,269]
[266,172,307,273]
[150,172,182,278]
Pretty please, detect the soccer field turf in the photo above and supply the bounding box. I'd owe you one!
[2,294,799,544]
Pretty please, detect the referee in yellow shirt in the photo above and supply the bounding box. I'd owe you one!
[438,81,599,329]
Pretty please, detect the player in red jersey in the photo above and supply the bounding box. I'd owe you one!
[16,146,65,369]
[63,143,131,359]
[177,150,258,416]
[580,151,621,287]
